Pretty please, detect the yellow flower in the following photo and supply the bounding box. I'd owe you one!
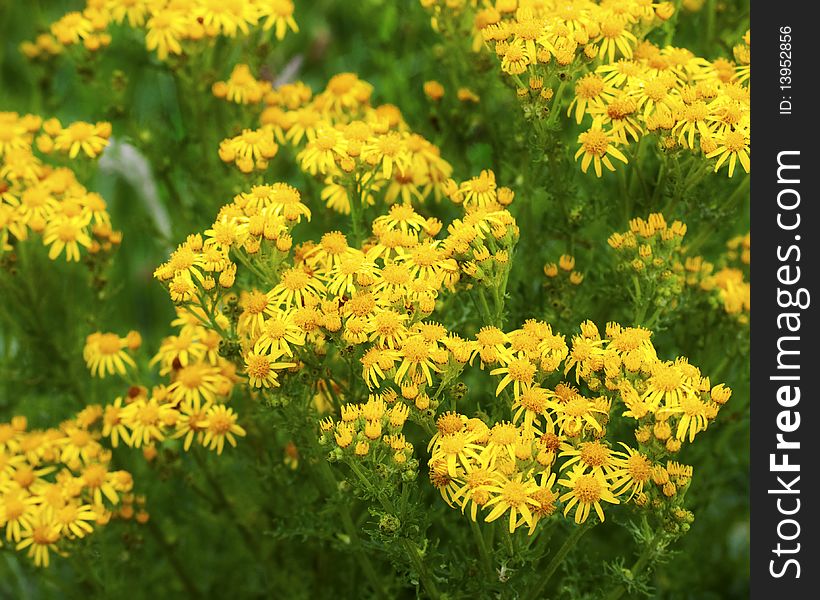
[362,132,410,180]
[558,466,619,524]
[298,126,349,174]
[244,349,296,388]
[108,0,150,27]
[267,266,326,308]
[120,397,175,448]
[212,64,270,104]
[16,512,60,567]
[459,170,497,208]
[254,309,306,357]
[43,216,92,261]
[201,405,246,454]
[219,127,279,172]
[195,0,258,37]
[423,80,445,101]
[167,363,226,409]
[706,128,750,177]
[482,473,541,533]
[595,14,637,63]
[574,117,628,176]
[568,74,615,124]
[491,358,536,398]
[53,121,110,158]
[53,502,97,539]
[258,0,299,40]
[145,9,187,61]
[83,332,136,378]
[50,12,93,46]
[500,39,533,75]
[559,440,622,477]
[1,489,40,542]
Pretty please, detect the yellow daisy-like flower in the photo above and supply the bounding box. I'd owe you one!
[120,396,175,448]
[429,430,484,478]
[500,39,534,75]
[212,64,270,105]
[568,73,616,124]
[201,405,246,454]
[482,473,541,533]
[267,266,326,308]
[459,170,497,209]
[1,489,40,542]
[53,121,111,159]
[706,127,750,177]
[219,127,279,173]
[297,126,349,175]
[258,0,299,40]
[83,332,136,378]
[50,12,93,46]
[574,117,628,176]
[108,0,150,27]
[610,444,653,500]
[254,309,306,357]
[558,466,619,524]
[43,215,92,261]
[642,361,696,410]
[167,363,226,410]
[394,335,441,386]
[15,512,60,567]
[244,349,297,389]
[595,14,637,63]
[53,502,97,539]
[195,0,258,37]
[145,8,187,61]
[491,357,537,399]
[558,440,622,477]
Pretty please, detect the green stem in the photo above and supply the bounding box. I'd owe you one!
[524,524,592,600]
[547,80,570,129]
[475,289,495,326]
[654,158,669,207]
[705,0,717,49]
[348,175,366,247]
[346,461,438,598]
[403,539,441,600]
[663,0,684,46]
[603,529,666,600]
[191,451,260,555]
[347,459,397,513]
[317,462,388,599]
[145,520,202,599]
[470,519,494,578]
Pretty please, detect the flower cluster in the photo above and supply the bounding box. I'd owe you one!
[0,412,135,567]
[23,0,298,62]
[213,63,273,105]
[154,154,729,538]
[319,394,417,479]
[428,318,731,533]
[571,31,750,177]
[422,1,750,178]
[608,212,687,326]
[219,126,280,173]
[543,254,584,285]
[1,112,119,262]
[94,309,246,455]
[215,72,454,215]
